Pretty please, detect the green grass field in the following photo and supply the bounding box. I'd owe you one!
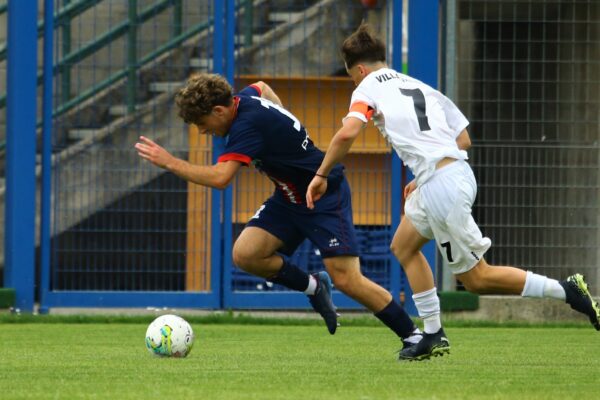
[0,316,599,400]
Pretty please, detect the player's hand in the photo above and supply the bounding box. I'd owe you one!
[306,176,328,209]
[404,179,417,199]
[135,136,175,169]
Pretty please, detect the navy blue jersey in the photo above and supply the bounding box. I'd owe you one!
[217,85,344,205]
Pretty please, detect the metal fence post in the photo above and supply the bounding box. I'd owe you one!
[440,0,457,292]
[39,0,55,315]
[212,0,226,308]
[220,0,235,309]
[400,0,442,313]
[61,0,71,104]
[389,0,405,310]
[127,0,138,113]
[172,0,182,38]
[243,0,253,47]
[5,0,38,312]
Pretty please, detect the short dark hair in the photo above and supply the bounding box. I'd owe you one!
[341,22,386,69]
[175,73,233,125]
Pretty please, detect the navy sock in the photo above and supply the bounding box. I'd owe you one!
[374,300,416,339]
[268,260,310,292]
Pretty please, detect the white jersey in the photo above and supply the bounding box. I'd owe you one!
[345,67,469,186]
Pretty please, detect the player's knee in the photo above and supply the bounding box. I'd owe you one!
[389,242,402,261]
[390,242,411,266]
[328,269,354,294]
[460,278,486,294]
[328,270,347,291]
[458,262,489,293]
[231,246,257,270]
[231,252,249,271]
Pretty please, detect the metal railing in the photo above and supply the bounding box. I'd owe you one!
[0,0,201,152]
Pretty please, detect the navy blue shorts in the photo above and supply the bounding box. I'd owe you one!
[245,178,359,258]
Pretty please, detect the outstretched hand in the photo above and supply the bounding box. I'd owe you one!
[306,176,328,209]
[135,136,175,169]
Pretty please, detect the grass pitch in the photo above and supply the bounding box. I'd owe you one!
[0,317,598,400]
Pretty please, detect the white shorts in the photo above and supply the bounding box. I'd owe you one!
[404,160,491,274]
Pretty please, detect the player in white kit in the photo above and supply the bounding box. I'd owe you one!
[306,23,600,361]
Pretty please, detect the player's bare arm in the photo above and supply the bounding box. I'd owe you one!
[135,135,242,189]
[317,116,364,176]
[252,81,283,107]
[306,116,364,209]
[456,129,471,150]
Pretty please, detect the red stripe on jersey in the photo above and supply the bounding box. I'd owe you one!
[270,176,303,204]
[349,101,374,121]
[218,152,251,165]
[249,84,262,97]
[232,96,240,118]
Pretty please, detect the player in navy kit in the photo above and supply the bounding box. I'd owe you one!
[135,73,422,350]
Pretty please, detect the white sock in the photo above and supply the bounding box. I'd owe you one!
[543,279,566,300]
[404,327,423,344]
[522,271,546,297]
[412,287,442,334]
[522,271,566,300]
[303,274,317,295]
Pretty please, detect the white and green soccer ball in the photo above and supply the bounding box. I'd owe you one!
[145,314,194,358]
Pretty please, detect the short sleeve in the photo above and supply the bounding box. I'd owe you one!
[343,86,376,123]
[218,118,263,165]
[435,92,469,137]
[237,84,262,98]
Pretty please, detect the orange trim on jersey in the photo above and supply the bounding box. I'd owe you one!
[249,84,262,96]
[349,101,374,121]
[218,153,251,165]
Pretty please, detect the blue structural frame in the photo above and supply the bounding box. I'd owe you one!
[12,0,443,313]
[406,0,440,300]
[408,0,440,87]
[389,0,417,315]
[39,0,55,315]
[221,0,416,311]
[38,1,225,311]
[5,0,39,312]
[40,291,222,308]
[221,0,235,309]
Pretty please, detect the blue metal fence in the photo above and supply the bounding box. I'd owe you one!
[4,0,38,311]
[39,0,223,311]
[4,0,439,313]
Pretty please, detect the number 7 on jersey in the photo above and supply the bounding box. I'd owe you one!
[400,88,431,132]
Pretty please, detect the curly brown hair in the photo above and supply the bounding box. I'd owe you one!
[175,73,233,125]
[341,22,386,69]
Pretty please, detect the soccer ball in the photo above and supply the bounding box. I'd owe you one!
[145,314,194,357]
